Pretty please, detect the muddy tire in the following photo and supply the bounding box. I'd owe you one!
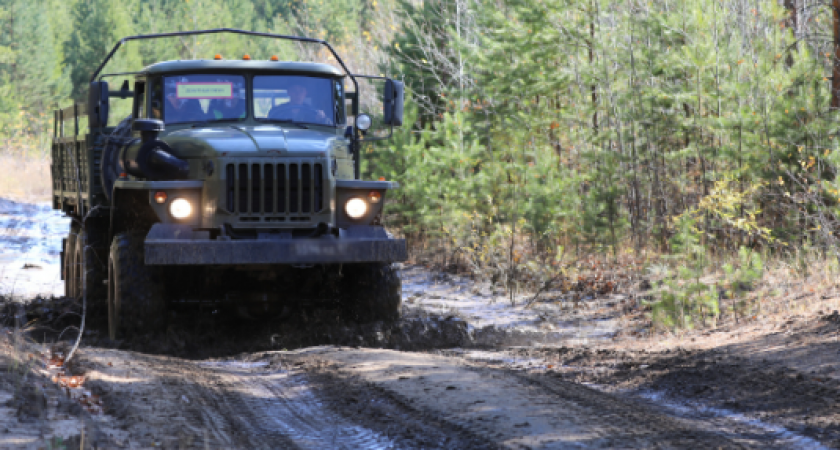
[107,232,167,340]
[72,228,107,307]
[64,223,79,298]
[341,263,401,323]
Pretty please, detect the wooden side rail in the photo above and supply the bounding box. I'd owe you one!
[53,103,87,139]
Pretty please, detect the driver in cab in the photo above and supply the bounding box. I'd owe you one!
[268,83,332,125]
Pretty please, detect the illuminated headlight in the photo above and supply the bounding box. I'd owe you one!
[345,198,367,219]
[170,198,193,219]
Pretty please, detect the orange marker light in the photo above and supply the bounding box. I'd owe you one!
[378,177,386,181]
[368,191,382,203]
[214,54,223,60]
[270,55,279,61]
[242,54,251,60]
[154,191,168,204]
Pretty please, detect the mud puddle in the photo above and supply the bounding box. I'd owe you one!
[401,265,622,347]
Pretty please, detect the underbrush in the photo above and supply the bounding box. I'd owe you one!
[404,222,840,333]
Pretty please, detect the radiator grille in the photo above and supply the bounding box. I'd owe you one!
[225,162,324,220]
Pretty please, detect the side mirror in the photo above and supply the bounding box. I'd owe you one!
[383,79,404,127]
[88,81,110,128]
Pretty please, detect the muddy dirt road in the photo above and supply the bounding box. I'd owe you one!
[3,197,840,449]
[55,345,823,449]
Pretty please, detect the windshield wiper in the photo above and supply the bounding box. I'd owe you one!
[254,118,309,129]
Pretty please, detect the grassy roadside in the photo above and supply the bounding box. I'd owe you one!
[0,152,52,203]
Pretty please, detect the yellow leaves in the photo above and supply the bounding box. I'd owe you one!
[677,178,773,242]
[737,59,745,65]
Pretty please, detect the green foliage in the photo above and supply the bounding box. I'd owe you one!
[722,247,764,302]
[65,0,142,101]
[649,215,720,330]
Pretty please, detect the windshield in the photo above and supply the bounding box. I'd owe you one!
[157,74,247,124]
[253,75,342,126]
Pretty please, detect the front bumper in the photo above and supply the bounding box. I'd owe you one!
[144,224,407,265]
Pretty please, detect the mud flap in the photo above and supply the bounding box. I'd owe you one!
[60,238,65,280]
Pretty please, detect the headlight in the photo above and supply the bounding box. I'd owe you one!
[170,198,193,219]
[345,198,367,219]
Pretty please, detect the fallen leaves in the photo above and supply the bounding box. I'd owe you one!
[42,350,103,414]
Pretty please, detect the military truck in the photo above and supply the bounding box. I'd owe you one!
[52,29,407,340]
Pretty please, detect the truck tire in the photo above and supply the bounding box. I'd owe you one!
[341,263,401,323]
[72,228,107,307]
[64,223,79,298]
[107,232,167,340]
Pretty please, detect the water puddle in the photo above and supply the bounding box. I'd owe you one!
[400,265,619,347]
[635,389,830,449]
[0,198,68,298]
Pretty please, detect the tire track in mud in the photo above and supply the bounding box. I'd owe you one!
[287,347,785,449]
[202,361,397,449]
[79,350,398,449]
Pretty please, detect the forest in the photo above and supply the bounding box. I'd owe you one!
[2,0,839,329]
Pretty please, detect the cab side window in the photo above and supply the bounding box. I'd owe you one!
[133,82,146,119]
[150,78,163,120]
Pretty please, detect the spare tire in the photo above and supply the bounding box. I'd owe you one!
[100,116,133,200]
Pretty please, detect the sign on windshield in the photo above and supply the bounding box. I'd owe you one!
[176,82,234,99]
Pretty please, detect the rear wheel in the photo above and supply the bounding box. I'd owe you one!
[107,232,167,340]
[72,228,107,306]
[341,263,401,323]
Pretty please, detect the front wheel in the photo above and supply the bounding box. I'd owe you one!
[107,232,167,340]
[341,263,401,323]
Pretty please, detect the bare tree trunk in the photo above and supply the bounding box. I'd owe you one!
[589,1,598,132]
[832,0,840,108]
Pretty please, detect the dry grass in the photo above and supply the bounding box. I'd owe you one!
[0,152,52,202]
[752,250,840,319]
